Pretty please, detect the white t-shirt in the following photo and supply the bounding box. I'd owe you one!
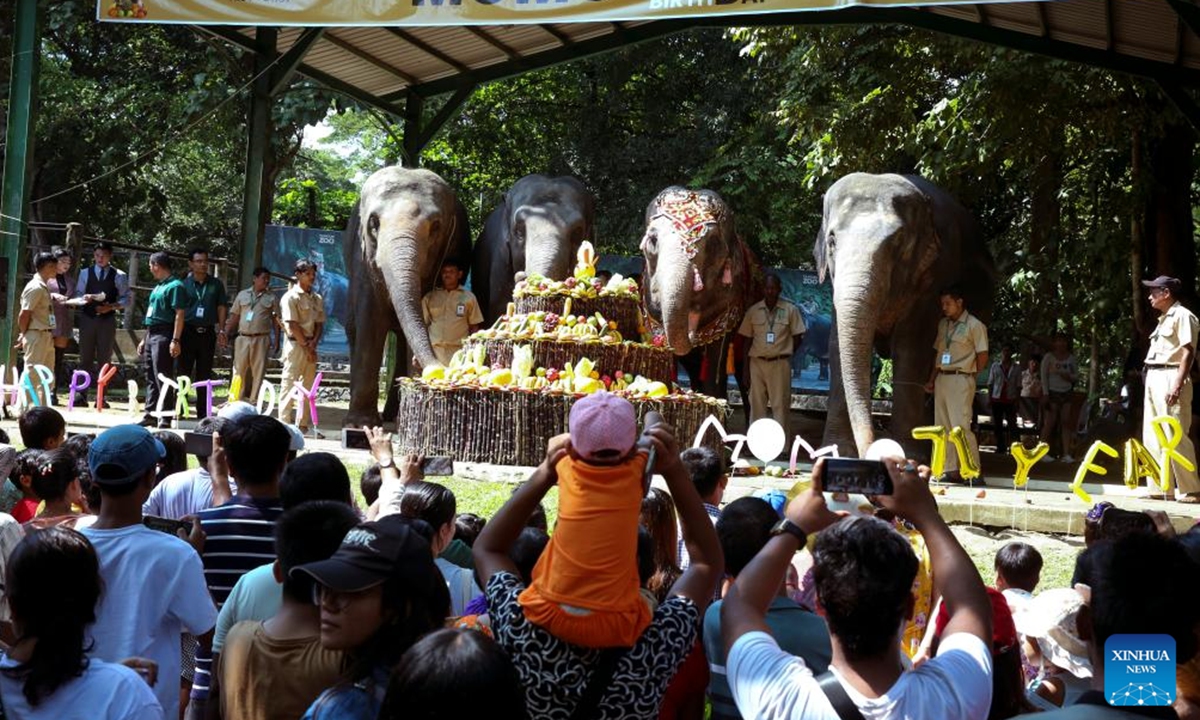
[727,631,993,720]
[142,468,237,520]
[0,513,23,623]
[435,557,482,617]
[81,524,218,720]
[213,563,282,653]
[0,654,163,720]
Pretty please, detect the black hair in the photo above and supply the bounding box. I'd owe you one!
[993,542,1043,593]
[221,415,291,485]
[294,259,317,275]
[440,258,465,272]
[149,251,172,270]
[680,446,724,499]
[716,497,779,577]
[1076,534,1200,664]
[252,266,271,278]
[276,501,360,603]
[639,487,681,604]
[1096,508,1156,544]
[938,284,966,301]
[61,433,93,460]
[33,252,56,271]
[30,448,77,503]
[511,483,548,531]
[380,628,527,720]
[19,407,65,451]
[13,449,43,487]
[188,247,209,261]
[763,272,782,287]
[399,482,456,530]
[3,528,103,706]
[453,513,485,547]
[813,516,918,661]
[510,527,549,586]
[190,416,223,465]
[360,464,383,506]
[94,241,113,253]
[0,428,9,444]
[280,452,351,509]
[637,526,655,587]
[153,431,187,484]
[75,459,98,513]
[51,246,72,261]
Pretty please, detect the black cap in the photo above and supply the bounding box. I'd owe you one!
[1142,276,1182,293]
[291,515,438,593]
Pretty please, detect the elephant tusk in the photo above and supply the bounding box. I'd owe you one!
[693,266,705,292]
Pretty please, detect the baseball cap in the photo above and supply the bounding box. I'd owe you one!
[568,391,638,461]
[284,423,306,452]
[218,401,258,422]
[291,515,439,593]
[1141,276,1182,293]
[88,424,166,486]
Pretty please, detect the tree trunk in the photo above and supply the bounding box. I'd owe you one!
[1130,127,1147,338]
[1145,120,1196,306]
[1030,144,1062,332]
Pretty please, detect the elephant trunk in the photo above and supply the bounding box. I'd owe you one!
[658,268,695,356]
[834,270,884,456]
[379,228,438,368]
[523,217,573,280]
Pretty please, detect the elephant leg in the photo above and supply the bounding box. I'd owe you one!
[346,291,390,428]
[380,330,406,425]
[822,314,857,455]
[706,339,732,400]
[889,316,937,459]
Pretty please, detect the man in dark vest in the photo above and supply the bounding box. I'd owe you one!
[74,241,131,407]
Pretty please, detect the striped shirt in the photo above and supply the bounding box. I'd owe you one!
[191,495,283,702]
[678,502,722,571]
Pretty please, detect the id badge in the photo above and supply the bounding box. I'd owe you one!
[456,303,466,318]
[245,310,255,322]
[196,306,205,319]
[941,352,952,366]
[47,313,56,330]
[766,331,776,344]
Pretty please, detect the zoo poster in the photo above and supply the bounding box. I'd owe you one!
[263,225,351,358]
[99,0,958,27]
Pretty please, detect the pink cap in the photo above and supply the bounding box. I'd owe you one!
[569,391,638,460]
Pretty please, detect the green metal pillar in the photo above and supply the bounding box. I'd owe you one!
[238,27,277,290]
[0,0,40,367]
[401,94,425,168]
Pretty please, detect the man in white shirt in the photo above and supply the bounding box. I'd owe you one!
[143,416,235,519]
[82,424,218,720]
[721,456,994,720]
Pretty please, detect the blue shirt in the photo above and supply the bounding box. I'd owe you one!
[302,669,388,720]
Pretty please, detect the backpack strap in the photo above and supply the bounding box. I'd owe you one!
[815,670,866,720]
[569,648,626,720]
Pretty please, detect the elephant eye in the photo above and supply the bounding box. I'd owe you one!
[367,215,380,235]
[642,230,658,254]
[429,218,442,236]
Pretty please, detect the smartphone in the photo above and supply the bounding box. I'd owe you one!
[184,431,213,457]
[144,515,193,536]
[342,428,371,450]
[822,458,894,496]
[421,456,454,476]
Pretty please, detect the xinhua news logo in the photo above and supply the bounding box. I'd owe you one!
[1105,634,1176,707]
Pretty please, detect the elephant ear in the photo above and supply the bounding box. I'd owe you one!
[893,191,942,295]
[814,216,830,284]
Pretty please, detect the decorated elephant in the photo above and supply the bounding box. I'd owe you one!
[817,172,994,457]
[345,167,471,428]
[473,174,595,326]
[640,187,760,401]
[793,302,831,382]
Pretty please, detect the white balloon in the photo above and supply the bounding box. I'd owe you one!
[865,439,905,461]
[746,419,787,462]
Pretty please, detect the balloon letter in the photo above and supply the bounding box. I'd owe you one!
[256,379,277,417]
[95,363,118,412]
[191,379,226,419]
[228,375,243,404]
[1071,440,1119,505]
[1152,415,1198,494]
[127,380,139,417]
[911,426,947,478]
[153,374,180,420]
[1011,442,1049,488]
[68,371,92,412]
[948,426,981,479]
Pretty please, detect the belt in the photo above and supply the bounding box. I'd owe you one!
[938,369,976,375]
[754,355,789,362]
[190,326,215,334]
[240,332,269,337]
[26,328,50,333]
[1145,364,1179,370]
[148,324,173,332]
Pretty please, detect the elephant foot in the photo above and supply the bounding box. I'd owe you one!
[344,408,382,429]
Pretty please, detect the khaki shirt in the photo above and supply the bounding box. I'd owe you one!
[738,300,806,358]
[230,288,279,336]
[281,285,325,354]
[933,310,988,372]
[20,276,54,331]
[1146,301,1199,366]
[422,288,483,350]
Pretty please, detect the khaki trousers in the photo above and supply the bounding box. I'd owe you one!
[232,335,270,402]
[934,373,979,473]
[749,357,792,430]
[433,343,460,367]
[279,345,316,429]
[23,330,56,390]
[1143,368,1199,494]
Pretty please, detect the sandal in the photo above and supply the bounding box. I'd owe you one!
[1177,495,1200,504]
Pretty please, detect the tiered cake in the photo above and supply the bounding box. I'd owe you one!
[395,243,727,466]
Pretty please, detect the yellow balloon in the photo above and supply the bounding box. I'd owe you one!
[229,375,243,403]
[1011,441,1048,488]
[911,426,947,478]
[1071,440,1119,505]
[1121,438,1163,491]
[174,375,193,420]
[1152,415,1198,494]
[949,426,981,479]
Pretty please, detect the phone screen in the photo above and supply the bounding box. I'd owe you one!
[421,456,454,476]
[342,428,371,450]
[184,432,213,457]
[822,458,894,496]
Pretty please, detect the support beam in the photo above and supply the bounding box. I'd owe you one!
[0,0,40,365]
[465,26,521,61]
[269,27,325,96]
[1036,2,1049,38]
[539,25,575,47]
[324,31,418,86]
[413,85,476,151]
[385,27,471,73]
[402,94,426,167]
[1105,0,1114,52]
[1159,78,1200,135]
[1166,0,1200,39]
[238,27,276,290]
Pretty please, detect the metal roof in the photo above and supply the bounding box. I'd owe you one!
[198,0,1200,116]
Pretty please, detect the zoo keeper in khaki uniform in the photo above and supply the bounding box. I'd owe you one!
[226,266,280,402]
[421,259,483,366]
[279,259,325,437]
[738,274,805,429]
[18,252,59,388]
[1141,275,1200,503]
[924,285,988,481]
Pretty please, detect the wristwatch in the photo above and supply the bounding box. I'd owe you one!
[770,518,807,545]
[378,457,395,469]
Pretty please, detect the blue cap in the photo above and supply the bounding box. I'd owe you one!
[756,488,789,518]
[89,424,166,486]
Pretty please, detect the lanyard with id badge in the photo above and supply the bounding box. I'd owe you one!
[765,306,780,345]
[941,319,963,366]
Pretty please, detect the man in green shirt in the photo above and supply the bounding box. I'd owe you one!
[179,248,229,391]
[138,252,191,428]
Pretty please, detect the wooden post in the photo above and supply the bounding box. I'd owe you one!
[125,250,140,330]
[65,223,84,264]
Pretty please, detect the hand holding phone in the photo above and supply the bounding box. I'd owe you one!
[420,456,454,476]
[822,458,894,496]
[341,428,372,450]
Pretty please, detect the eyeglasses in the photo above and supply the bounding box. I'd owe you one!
[312,583,374,611]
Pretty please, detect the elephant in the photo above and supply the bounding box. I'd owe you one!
[472,174,595,326]
[816,172,995,457]
[344,166,471,428]
[640,187,760,402]
[794,302,831,382]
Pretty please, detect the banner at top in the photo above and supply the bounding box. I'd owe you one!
[97,0,965,27]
